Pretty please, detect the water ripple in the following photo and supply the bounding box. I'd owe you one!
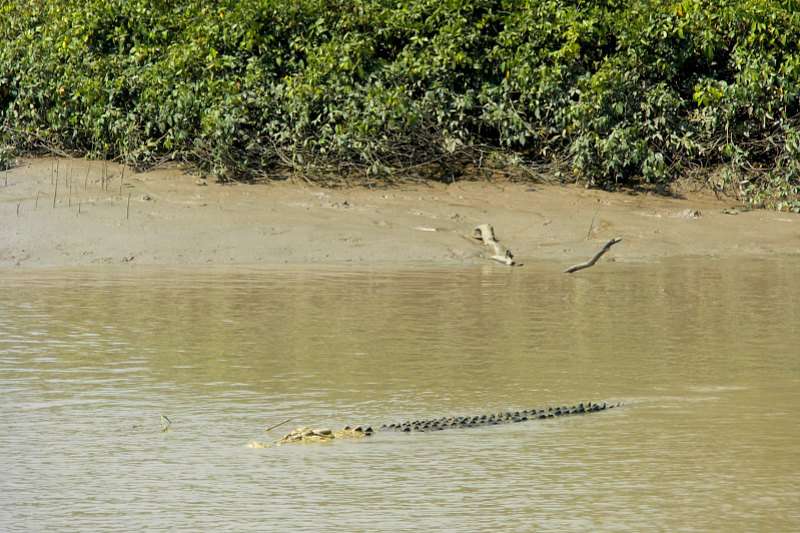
[1,259,799,531]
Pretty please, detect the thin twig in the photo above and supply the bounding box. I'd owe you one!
[264,418,294,433]
[564,238,622,274]
[586,205,600,240]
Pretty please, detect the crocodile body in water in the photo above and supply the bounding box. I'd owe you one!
[379,401,618,433]
[266,402,620,445]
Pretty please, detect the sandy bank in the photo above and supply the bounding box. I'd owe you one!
[1,157,799,269]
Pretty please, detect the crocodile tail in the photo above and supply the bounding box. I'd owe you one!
[380,400,621,433]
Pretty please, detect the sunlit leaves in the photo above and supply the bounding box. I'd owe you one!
[0,0,797,207]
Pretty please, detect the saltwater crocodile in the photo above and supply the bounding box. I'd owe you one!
[261,401,620,446]
[379,401,619,433]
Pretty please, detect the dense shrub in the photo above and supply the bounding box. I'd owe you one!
[0,0,798,209]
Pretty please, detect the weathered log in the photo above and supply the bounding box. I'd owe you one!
[472,224,515,266]
[564,237,621,273]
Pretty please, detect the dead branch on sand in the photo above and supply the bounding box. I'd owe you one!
[564,238,621,273]
[473,224,515,266]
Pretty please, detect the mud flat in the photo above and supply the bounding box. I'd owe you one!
[1,157,798,269]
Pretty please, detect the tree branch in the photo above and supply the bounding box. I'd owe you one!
[564,238,622,273]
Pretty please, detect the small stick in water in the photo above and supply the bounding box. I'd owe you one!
[16,202,20,217]
[35,191,40,210]
[126,192,131,219]
[53,178,58,208]
[119,166,125,196]
[77,201,81,216]
[68,181,72,207]
[4,169,7,187]
[264,418,294,433]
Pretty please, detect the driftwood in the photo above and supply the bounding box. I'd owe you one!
[472,224,515,266]
[564,238,622,273]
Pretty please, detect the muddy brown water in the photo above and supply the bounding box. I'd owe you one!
[1,259,798,531]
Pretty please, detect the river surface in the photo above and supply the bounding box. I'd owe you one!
[1,258,799,532]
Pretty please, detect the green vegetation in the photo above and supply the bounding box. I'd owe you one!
[1,0,798,209]
[0,144,11,171]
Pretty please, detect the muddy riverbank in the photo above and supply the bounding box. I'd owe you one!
[1,157,799,269]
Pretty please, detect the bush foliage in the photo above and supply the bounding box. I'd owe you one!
[1,0,798,208]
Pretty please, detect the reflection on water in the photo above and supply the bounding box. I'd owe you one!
[1,259,799,531]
